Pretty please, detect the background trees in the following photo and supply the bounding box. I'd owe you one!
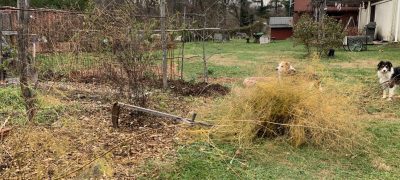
[0,0,90,11]
[1,0,294,28]
[293,14,345,56]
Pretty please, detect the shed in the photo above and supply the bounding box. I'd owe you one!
[358,0,400,42]
[269,17,293,40]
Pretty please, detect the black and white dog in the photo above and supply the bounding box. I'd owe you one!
[377,61,400,100]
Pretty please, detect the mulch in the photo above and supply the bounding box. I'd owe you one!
[160,80,230,97]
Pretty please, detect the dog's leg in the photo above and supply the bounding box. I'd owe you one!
[388,85,397,101]
[382,88,388,99]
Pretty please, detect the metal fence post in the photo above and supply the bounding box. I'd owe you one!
[160,0,168,89]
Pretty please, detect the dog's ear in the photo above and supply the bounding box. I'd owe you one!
[387,61,393,68]
[377,61,384,69]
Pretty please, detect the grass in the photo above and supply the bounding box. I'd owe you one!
[149,127,400,179]
[35,52,115,79]
[180,40,306,80]
[138,40,400,179]
[180,39,400,80]
[0,86,26,123]
[142,120,400,179]
[0,86,77,125]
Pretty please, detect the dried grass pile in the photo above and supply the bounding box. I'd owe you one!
[210,77,365,151]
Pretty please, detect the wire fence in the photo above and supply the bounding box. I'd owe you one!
[0,6,186,84]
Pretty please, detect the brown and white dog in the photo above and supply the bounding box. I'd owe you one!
[243,61,322,91]
[275,61,297,78]
[243,61,296,87]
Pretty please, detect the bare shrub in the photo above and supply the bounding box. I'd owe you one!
[210,62,368,152]
[85,2,161,106]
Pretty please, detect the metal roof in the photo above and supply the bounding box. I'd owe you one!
[270,17,293,28]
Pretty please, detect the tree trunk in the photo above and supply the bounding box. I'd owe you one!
[224,0,228,28]
[18,0,36,122]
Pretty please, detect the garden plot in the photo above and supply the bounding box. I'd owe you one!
[2,40,400,179]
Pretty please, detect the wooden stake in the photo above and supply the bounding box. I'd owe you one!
[112,102,121,128]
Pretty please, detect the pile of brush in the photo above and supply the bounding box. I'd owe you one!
[210,77,365,151]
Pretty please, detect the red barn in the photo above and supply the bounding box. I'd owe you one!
[270,17,293,40]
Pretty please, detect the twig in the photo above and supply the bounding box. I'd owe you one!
[229,152,237,164]
[0,117,11,141]
[197,84,213,96]
[0,117,10,130]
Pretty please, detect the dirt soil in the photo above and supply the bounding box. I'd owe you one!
[0,81,209,179]
[161,80,230,97]
[150,80,230,97]
[41,70,231,98]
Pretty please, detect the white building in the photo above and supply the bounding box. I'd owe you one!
[358,0,400,42]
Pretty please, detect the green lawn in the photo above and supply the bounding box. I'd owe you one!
[179,40,306,80]
[140,40,400,179]
[180,40,400,80]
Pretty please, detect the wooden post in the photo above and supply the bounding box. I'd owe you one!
[191,113,197,122]
[10,13,16,45]
[0,22,4,82]
[180,31,185,80]
[112,102,121,128]
[160,0,168,89]
[18,0,36,122]
[180,6,186,80]
[202,15,208,83]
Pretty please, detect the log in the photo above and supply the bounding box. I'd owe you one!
[112,102,212,128]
